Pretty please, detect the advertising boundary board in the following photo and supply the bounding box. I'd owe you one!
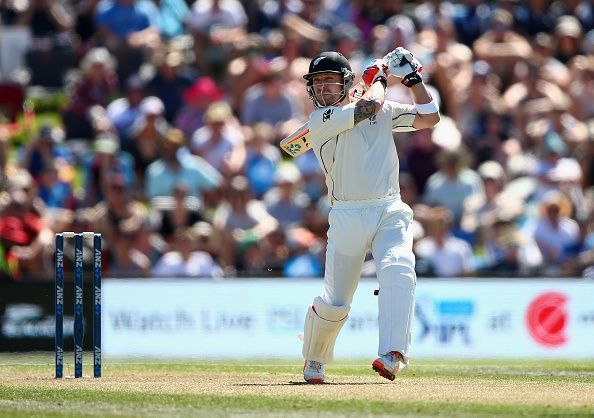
[2,279,593,358]
[0,281,94,351]
[99,279,594,359]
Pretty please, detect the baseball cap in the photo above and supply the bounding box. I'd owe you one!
[556,16,582,38]
[183,77,224,104]
[193,221,213,239]
[165,51,183,67]
[140,96,165,115]
[539,190,572,217]
[205,101,232,124]
[478,161,505,181]
[94,134,120,154]
[491,9,513,27]
[275,162,301,184]
[548,158,582,182]
[163,128,186,147]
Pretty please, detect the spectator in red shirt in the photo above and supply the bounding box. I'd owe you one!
[0,169,54,278]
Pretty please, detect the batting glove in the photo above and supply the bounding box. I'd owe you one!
[383,47,423,88]
[362,59,388,89]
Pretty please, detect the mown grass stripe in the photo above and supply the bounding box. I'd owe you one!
[3,362,594,383]
[1,385,593,417]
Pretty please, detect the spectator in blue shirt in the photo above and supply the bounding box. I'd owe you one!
[145,128,222,199]
[37,161,76,210]
[240,62,302,127]
[156,0,190,40]
[19,125,71,181]
[106,74,146,148]
[95,0,160,42]
[95,0,162,82]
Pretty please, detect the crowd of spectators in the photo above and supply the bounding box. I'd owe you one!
[0,0,593,280]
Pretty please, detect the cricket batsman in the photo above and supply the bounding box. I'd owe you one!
[291,49,440,383]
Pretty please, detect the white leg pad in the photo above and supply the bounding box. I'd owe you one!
[302,296,350,364]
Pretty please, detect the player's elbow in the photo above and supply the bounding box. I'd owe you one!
[372,99,384,115]
[427,112,440,127]
[415,112,440,129]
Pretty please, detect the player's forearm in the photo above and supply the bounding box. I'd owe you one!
[364,78,386,103]
[410,82,433,105]
[410,83,440,128]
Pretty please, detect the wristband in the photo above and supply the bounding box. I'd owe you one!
[415,99,439,114]
[401,72,423,88]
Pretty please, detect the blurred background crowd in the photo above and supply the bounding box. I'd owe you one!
[0,0,593,280]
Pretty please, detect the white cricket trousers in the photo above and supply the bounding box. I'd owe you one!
[320,195,416,364]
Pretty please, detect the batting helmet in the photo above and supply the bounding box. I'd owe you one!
[303,51,354,107]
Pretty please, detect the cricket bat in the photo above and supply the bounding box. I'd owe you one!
[279,122,311,157]
[279,83,366,157]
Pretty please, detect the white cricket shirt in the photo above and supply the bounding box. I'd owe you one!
[309,100,417,204]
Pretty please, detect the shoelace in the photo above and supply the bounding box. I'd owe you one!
[308,361,323,372]
[382,352,401,368]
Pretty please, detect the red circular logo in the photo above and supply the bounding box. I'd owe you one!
[526,292,567,347]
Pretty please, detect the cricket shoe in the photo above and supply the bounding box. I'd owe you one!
[372,351,403,381]
[303,360,325,384]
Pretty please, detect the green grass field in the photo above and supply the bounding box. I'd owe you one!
[1,354,593,417]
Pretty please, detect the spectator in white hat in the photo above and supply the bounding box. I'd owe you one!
[152,226,223,278]
[190,101,246,176]
[126,96,169,188]
[264,162,310,228]
[107,74,147,148]
[145,128,222,200]
[414,206,476,277]
[62,47,118,140]
[461,160,508,234]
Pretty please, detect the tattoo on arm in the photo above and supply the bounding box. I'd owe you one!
[354,99,379,125]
